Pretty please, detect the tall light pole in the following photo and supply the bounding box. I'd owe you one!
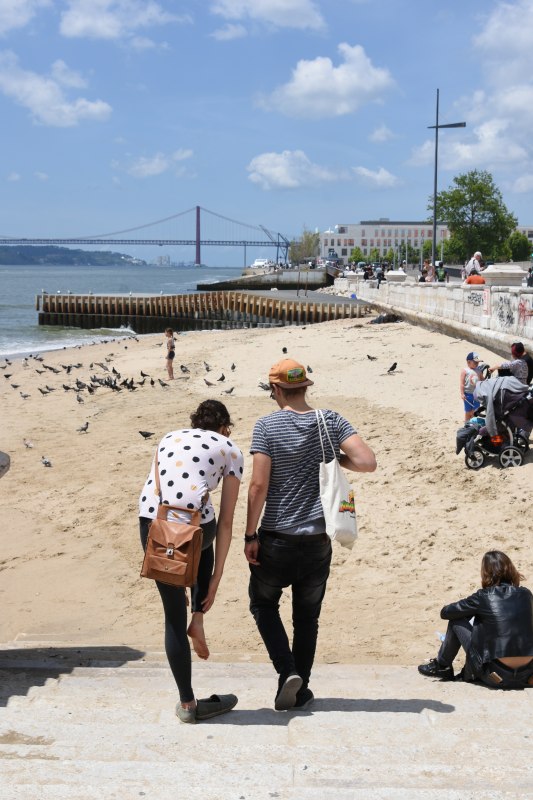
[428,89,466,267]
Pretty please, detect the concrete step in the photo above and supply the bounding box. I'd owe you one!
[1,642,532,799]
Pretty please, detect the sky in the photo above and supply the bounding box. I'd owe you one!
[1,0,533,265]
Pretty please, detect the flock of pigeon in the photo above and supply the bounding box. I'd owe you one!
[4,340,399,469]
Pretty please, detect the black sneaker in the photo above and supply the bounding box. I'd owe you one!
[293,688,314,710]
[418,658,454,680]
[275,673,302,711]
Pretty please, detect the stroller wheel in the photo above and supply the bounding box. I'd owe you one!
[499,446,523,469]
[465,446,485,470]
[514,434,529,453]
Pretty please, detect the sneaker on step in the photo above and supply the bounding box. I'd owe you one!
[418,658,454,680]
[275,673,302,711]
[293,688,314,710]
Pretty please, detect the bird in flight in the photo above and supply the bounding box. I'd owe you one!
[387,362,398,374]
[139,431,155,439]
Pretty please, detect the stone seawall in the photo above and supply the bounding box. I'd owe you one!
[334,277,533,358]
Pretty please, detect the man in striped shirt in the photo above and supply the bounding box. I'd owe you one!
[244,359,376,711]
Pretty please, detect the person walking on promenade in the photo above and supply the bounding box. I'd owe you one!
[165,327,176,380]
[139,400,244,723]
[244,359,376,711]
[418,550,533,689]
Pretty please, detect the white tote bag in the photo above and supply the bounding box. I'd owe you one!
[316,410,357,549]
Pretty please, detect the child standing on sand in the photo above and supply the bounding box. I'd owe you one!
[165,327,176,380]
[460,352,483,422]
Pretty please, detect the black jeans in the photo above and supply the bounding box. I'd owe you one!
[438,618,533,688]
[139,516,216,703]
[248,532,332,690]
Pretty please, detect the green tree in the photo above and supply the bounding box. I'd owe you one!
[368,247,380,262]
[507,230,531,261]
[493,239,513,262]
[289,227,320,264]
[431,169,517,260]
[384,247,394,265]
[348,246,365,263]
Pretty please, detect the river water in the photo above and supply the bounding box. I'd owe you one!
[0,263,242,357]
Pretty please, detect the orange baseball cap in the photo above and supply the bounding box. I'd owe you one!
[268,359,314,388]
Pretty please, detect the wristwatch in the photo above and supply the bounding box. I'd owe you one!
[244,532,258,543]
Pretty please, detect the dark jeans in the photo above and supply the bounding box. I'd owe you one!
[248,532,332,690]
[139,516,216,703]
[438,618,533,688]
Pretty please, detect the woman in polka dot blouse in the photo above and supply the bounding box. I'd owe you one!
[139,399,244,722]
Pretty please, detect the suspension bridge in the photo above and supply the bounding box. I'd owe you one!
[0,206,290,267]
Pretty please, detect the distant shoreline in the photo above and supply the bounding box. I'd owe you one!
[0,245,146,267]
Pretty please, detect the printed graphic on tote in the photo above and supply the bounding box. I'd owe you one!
[338,490,355,514]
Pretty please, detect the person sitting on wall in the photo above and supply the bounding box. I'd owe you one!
[465,273,485,285]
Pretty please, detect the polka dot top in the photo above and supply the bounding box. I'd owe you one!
[138,428,244,524]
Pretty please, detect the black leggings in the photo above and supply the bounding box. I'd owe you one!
[139,516,216,702]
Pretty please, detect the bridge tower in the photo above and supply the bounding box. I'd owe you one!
[195,206,201,267]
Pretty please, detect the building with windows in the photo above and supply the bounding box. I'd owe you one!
[321,219,449,261]
[321,219,533,263]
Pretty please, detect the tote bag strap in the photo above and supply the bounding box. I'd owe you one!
[316,409,336,463]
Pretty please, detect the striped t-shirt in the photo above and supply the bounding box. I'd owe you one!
[251,409,356,530]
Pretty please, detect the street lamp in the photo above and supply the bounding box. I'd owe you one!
[428,89,466,268]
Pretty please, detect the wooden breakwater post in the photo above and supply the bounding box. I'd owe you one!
[36,291,367,333]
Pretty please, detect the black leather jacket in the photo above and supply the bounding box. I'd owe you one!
[441,583,533,672]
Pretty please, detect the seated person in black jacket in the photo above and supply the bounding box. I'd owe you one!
[418,550,533,688]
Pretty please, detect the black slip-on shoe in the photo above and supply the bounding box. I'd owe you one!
[418,658,454,680]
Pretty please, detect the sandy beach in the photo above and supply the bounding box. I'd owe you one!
[1,318,531,666]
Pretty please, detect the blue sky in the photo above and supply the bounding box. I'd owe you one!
[1,0,533,265]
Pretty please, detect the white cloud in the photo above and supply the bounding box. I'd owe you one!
[126,148,193,178]
[211,22,247,40]
[258,43,394,119]
[7,171,20,181]
[0,0,50,35]
[369,124,394,143]
[50,59,87,89]
[211,0,324,31]
[60,0,191,40]
[511,173,533,193]
[247,149,347,190]
[34,171,49,180]
[409,0,533,186]
[353,166,398,188]
[0,51,112,126]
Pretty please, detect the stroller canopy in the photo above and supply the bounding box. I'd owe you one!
[474,376,532,436]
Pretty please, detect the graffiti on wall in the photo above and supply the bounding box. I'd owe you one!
[496,295,514,328]
[466,291,484,307]
[518,297,532,328]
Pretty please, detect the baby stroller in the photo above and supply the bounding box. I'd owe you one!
[456,376,533,470]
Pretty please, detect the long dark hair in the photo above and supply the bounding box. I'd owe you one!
[190,400,232,432]
[481,550,523,588]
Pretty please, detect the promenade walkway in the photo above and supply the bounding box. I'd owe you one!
[1,639,532,799]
